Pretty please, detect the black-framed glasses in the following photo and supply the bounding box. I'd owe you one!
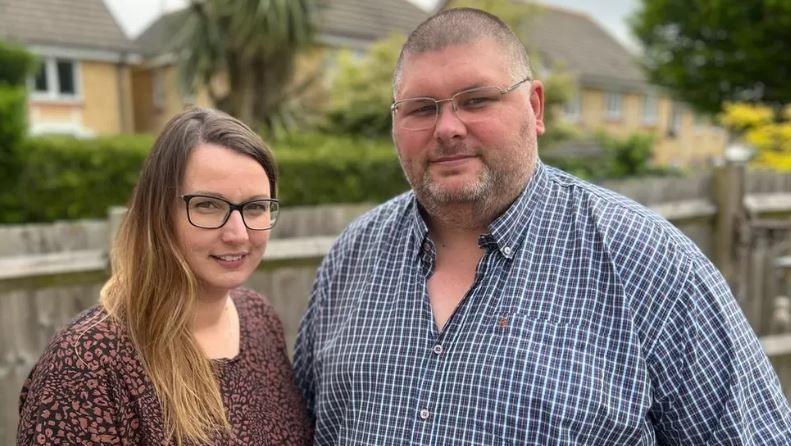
[180,194,279,230]
[391,76,532,131]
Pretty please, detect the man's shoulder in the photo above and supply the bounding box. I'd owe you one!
[546,167,691,245]
[542,166,706,279]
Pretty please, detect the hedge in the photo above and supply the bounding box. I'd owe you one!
[2,132,408,223]
[10,135,153,223]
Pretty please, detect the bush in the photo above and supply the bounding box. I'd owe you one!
[0,42,36,221]
[274,132,407,204]
[721,102,791,170]
[0,40,36,86]
[0,86,31,218]
[543,131,675,181]
[2,132,408,223]
[7,135,153,223]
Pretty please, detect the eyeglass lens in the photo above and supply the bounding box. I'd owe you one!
[187,196,278,230]
[395,86,504,130]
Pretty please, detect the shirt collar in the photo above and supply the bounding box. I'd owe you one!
[408,194,432,259]
[407,160,550,259]
[486,160,549,259]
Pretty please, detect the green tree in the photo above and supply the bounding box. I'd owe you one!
[325,34,405,136]
[631,0,791,115]
[179,0,316,132]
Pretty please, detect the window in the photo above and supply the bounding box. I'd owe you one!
[564,94,581,122]
[604,92,622,120]
[31,58,80,100]
[152,69,165,109]
[667,104,683,137]
[642,94,658,125]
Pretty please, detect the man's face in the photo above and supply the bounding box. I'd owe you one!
[392,38,544,218]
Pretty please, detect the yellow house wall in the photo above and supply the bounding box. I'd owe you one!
[81,61,133,134]
[566,87,727,168]
[132,65,213,134]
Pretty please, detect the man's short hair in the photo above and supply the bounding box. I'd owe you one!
[393,7,533,97]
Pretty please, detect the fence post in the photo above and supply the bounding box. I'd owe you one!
[106,206,126,266]
[713,159,747,295]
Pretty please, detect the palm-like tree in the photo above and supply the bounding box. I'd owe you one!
[179,0,316,131]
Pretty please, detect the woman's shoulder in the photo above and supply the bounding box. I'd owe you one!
[36,306,126,373]
[17,307,144,445]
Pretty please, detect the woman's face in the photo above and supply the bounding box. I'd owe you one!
[174,143,272,301]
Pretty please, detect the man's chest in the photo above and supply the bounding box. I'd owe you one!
[313,258,656,444]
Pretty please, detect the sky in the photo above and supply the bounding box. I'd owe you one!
[104,0,640,50]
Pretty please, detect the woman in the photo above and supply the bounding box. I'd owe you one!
[17,108,312,445]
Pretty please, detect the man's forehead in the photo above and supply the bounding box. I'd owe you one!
[401,37,503,65]
[398,39,510,92]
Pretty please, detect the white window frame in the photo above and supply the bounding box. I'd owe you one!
[564,93,581,122]
[642,94,658,125]
[29,57,82,102]
[604,91,622,120]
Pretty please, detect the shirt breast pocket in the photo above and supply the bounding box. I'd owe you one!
[483,314,614,443]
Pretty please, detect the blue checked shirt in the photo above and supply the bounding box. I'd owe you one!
[294,162,791,445]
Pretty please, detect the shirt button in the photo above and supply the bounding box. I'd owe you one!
[503,246,512,256]
[419,409,430,420]
[432,344,443,355]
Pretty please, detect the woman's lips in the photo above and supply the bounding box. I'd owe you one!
[211,253,247,269]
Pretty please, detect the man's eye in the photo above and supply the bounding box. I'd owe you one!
[402,102,437,117]
[460,95,496,108]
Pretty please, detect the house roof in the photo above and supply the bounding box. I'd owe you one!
[318,0,429,46]
[0,0,135,54]
[135,0,431,57]
[134,9,188,58]
[525,5,647,91]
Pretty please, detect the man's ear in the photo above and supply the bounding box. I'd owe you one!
[529,80,545,136]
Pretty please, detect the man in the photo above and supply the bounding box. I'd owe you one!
[294,8,791,445]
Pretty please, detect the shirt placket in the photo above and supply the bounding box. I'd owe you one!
[411,242,495,444]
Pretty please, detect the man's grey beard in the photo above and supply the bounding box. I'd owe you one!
[416,163,495,207]
[409,158,526,229]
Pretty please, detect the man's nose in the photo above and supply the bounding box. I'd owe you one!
[433,100,467,141]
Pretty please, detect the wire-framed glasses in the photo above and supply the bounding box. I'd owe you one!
[391,76,532,131]
[180,194,279,230]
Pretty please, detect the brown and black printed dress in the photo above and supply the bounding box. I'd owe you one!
[17,288,313,445]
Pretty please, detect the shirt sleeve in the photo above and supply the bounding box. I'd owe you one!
[17,337,122,445]
[647,257,791,444]
[293,273,323,420]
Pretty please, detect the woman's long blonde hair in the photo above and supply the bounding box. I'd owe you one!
[100,108,277,445]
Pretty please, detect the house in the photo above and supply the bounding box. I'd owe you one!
[131,0,431,133]
[0,0,137,136]
[523,5,727,167]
